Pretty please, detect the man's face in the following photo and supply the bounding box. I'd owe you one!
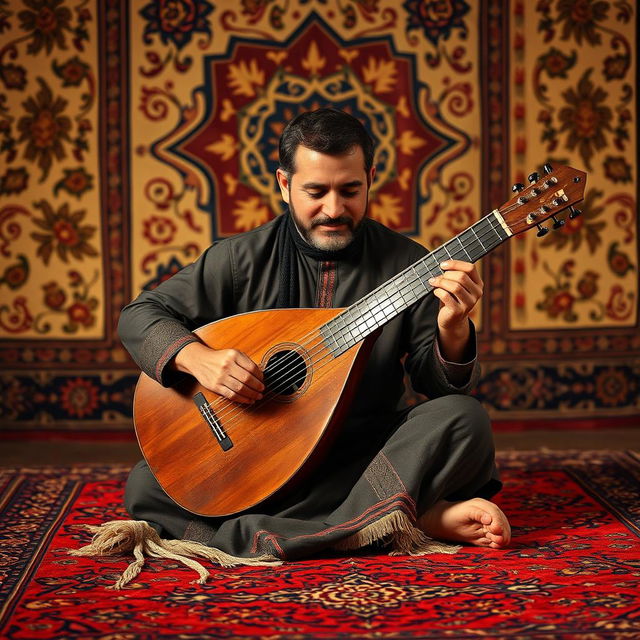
[276,145,375,251]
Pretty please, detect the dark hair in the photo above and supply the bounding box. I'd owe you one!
[279,108,375,176]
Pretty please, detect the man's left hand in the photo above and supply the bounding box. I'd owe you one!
[428,260,483,362]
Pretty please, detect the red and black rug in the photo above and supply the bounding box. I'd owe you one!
[2,450,640,639]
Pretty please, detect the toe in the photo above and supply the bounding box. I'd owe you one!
[486,532,504,544]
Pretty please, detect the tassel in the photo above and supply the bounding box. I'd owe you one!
[69,520,281,589]
[333,509,459,556]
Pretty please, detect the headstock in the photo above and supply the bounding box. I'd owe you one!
[499,164,587,237]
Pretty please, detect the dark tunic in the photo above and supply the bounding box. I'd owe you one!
[119,216,500,559]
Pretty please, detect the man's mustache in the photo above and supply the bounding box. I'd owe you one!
[311,216,354,229]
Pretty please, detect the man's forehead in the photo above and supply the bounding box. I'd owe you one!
[291,144,367,176]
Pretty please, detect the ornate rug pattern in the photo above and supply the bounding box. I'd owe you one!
[1,451,640,639]
[0,1,638,434]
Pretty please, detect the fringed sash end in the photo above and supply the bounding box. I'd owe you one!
[69,520,281,589]
[333,509,460,557]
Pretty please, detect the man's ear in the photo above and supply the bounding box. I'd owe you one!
[276,168,291,204]
[367,165,376,187]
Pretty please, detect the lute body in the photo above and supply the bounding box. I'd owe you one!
[134,307,375,516]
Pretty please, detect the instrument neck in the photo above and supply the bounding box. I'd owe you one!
[320,212,511,356]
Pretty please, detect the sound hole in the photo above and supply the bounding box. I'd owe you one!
[263,349,307,397]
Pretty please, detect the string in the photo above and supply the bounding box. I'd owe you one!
[204,211,512,430]
[204,192,564,430]
[195,191,567,445]
[201,212,513,433]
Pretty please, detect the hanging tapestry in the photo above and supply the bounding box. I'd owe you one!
[0,0,637,435]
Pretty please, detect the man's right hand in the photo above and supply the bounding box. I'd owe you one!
[173,341,264,404]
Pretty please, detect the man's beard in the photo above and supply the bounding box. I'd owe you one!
[289,201,366,252]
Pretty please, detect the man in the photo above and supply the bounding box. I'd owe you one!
[118,108,510,570]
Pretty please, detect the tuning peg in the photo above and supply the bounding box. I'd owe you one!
[536,224,549,237]
[569,206,581,219]
[543,163,553,174]
[551,215,564,229]
[528,171,540,183]
[512,182,525,193]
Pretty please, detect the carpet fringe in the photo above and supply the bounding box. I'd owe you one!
[69,520,281,590]
[333,509,460,556]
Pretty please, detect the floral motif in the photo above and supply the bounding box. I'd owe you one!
[43,281,67,310]
[538,284,577,321]
[605,284,634,321]
[0,167,29,195]
[0,64,27,91]
[603,53,629,80]
[17,78,72,181]
[53,56,90,87]
[608,242,634,277]
[594,367,630,406]
[143,216,177,245]
[54,168,94,198]
[370,193,403,227]
[576,270,599,299]
[30,199,97,265]
[362,57,398,93]
[0,377,31,420]
[18,0,73,55]
[59,377,99,418]
[603,155,632,183]
[232,571,448,619]
[0,296,33,333]
[232,197,270,231]
[540,188,606,254]
[35,270,99,334]
[538,47,576,78]
[140,0,214,50]
[403,0,470,47]
[555,0,609,45]
[536,253,629,323]
[0,255,29,290]
[0,206,29,261]
[558,70,612,170]
[66,300,95,328]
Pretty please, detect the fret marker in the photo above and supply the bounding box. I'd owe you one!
[492,209,513,237]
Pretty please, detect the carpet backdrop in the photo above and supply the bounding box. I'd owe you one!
[0,0,638,436]
[1,451,640,638]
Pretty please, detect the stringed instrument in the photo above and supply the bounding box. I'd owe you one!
[134,164,586,516]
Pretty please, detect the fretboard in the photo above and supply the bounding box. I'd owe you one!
[320,211,511,356]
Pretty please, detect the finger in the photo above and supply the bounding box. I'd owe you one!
[485,531,504,544]
[437,270,483,300]
[224,375,263,401]
[218,382,261,404]
[235,352,265,385]
[230,367,265,394]
[432,288,466,314]
[430,277,475,310]
[440,260,483,286]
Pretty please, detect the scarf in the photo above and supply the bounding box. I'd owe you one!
[274,210,365,308]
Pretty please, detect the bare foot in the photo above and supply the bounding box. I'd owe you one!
[418,497,511,549]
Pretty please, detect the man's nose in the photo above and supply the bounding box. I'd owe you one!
[322,191,345,217]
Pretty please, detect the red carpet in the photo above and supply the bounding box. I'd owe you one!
[2,451,640,639]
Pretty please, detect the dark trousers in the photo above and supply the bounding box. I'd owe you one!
[125,394,501,556]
